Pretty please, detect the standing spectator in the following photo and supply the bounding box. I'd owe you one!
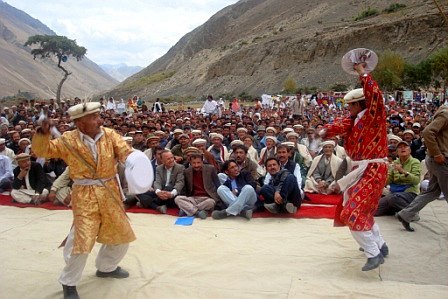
[106,97,116,112]
[201,95,218,116]
[397,105,448,231]
[152,98,163,113]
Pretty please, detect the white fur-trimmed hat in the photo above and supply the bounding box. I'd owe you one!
[67,102,101,120]
[344,88,365,103]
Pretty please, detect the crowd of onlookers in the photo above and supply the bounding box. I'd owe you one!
[0,92,445,219]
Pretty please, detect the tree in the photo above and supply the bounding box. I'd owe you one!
[429,47,448,101]
[372,50,405,91]
[329,83,349,92]
[402,60,432,90]
[24,35,87,103]
[283,77,297,94]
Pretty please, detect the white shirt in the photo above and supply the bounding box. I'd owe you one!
[202,100,218,114]
[355,108,367,125]
[79,130,104,162]
[0,155,13,182]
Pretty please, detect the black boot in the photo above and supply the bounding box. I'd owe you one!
[361,253,384,271]
[62,285,79,299]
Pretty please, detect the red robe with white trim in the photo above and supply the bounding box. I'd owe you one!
[324,74,388,231]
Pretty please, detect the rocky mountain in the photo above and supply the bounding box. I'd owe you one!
[0,0,117,100]
[105,0,448,100]
[100,63,143,82]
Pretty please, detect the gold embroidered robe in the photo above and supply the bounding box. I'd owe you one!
[32,127,136,254]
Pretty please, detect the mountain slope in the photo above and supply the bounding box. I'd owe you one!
[0,0,117,99]
[106,0,447,99]
[100,63,143,82]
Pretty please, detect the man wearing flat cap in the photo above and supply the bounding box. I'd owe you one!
[304,140,342,194]
[11,153,51,205]
[171,133,191,164]
[32,102,137,299]
[321,64,390,271]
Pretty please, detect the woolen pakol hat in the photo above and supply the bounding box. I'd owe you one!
[15,153,31,162]
[67,102,101,120]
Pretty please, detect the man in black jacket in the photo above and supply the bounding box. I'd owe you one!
[11,153,51,204]
[260,157,301,214]
[212,159,257,220]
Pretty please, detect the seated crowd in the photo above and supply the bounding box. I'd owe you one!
[0,94,441,220]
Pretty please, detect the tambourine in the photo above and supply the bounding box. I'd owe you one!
[341,48,378,75]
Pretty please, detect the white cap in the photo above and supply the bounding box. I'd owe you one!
[230,140,244,147]
[286,132,299,139]
[344,88,365,103]
[388,134,402,142]
[266,127,276,133]
[67,102,101,120]
[192,138,207,146]
[266,136,277,143]
[321,140,335,147]
[236,127,248,133]
[211,133,224,140]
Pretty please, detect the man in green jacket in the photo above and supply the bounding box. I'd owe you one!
[375,141,421,217]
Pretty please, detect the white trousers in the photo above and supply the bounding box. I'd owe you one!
[11,188,49,203]
[58,227,129,286]
[350,223,385,258]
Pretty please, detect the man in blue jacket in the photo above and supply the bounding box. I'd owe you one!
[213,159,257,220]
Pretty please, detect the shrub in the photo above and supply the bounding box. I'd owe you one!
[354,7,379,21]
[383,3,406,14]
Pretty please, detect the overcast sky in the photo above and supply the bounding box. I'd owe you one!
[6,0,239,67]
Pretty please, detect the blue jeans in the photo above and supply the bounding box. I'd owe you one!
[217,185,257,215]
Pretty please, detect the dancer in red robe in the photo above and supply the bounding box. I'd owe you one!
[322,63,389,271]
